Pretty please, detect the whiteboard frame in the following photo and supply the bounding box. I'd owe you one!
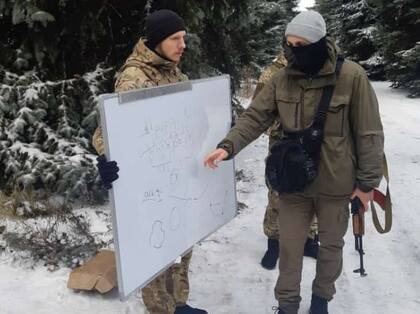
[98,75,237,300]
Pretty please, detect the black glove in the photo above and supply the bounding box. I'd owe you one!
[96,155,119,189]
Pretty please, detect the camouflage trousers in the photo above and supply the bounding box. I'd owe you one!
[142,250,192,314]
[264,190,318,239]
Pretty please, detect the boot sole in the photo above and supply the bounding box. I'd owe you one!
[260,259,277,270]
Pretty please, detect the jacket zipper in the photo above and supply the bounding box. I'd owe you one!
[302,77,314,129]
[300,88,305,129]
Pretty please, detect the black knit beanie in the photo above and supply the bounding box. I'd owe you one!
[145,9,186,50]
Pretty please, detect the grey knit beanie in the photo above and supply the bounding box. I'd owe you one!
[285,10,326,43]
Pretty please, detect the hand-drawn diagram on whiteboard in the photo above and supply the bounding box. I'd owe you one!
[99,75,237,299]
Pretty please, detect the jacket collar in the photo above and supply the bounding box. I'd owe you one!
[121,39,178,72]
[284,36,340,88]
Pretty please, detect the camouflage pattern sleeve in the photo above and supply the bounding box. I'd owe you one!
[114,66,155,92]
[252,55,286,100]
[93,66,158,156]
[179,72,188,82]
[252,83,265,101]
[258,66,277,85]
[252,67,273,100]
[92,126,105,155]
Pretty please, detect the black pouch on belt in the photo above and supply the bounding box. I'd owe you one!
[265,57,344,194]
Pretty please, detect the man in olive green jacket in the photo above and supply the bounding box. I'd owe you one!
[94,10,207,314]
[255,53,319,270]
[205,10,384,314]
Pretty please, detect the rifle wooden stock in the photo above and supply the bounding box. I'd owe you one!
[351,197,367,277]
[352,209,365,236]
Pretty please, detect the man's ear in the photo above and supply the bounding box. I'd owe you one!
[155,43,162,55]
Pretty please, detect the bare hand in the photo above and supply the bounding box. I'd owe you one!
[351,188,374,212]
[204,148,228,169]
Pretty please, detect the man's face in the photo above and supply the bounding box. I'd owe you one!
[156,31,187,64]
[286,35,311,47]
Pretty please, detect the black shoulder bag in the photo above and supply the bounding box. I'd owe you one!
[265,57,345,194]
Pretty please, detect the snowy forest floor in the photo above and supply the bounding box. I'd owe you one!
[1,82,420,314]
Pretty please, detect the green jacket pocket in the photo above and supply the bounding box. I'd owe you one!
[275,96,300,131]
[325,95,350,137]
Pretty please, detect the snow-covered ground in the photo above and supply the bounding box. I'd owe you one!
[1,82,419,314]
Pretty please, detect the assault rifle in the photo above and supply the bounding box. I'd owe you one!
[350,158,393,277]
[351,197,367,277]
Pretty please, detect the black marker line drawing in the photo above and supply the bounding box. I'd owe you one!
[136,126,151,139]
[169,170,216,202]
[139,144,156,158]
[142,189,163,203]
[139,116,199,166]
[149,220,165,249]
[170,172,179,185]
[210,189,229,217]
[170,207,181,230]
[151,161,172,170]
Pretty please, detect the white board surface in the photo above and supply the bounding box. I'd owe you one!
[99,75,237,299]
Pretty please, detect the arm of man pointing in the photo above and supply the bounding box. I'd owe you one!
[204,148,228,169]
[204,75,278,170]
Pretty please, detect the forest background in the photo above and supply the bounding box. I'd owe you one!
[0,0,419,266]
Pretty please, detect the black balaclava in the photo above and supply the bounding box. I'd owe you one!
[290,36,329,76]
[145,9,186,51]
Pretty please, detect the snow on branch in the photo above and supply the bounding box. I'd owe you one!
[0,65,114,202]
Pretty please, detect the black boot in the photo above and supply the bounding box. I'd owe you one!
[261,238,279,270]
[309,294,328,314]
[304,235,319,259]
[174,304,208,314]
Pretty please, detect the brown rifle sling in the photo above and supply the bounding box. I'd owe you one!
[370,154,392,234]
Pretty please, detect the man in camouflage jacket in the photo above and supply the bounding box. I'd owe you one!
[93,10,207,314]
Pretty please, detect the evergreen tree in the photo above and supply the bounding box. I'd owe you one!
[370,0,420,97]
[247,0,298,72]
[316,0,342,40]
[340,0,384,79]
[341,0,376,61]
[0,0,255,88]
[316,0,385,79]
[317,0,420,92]
[2,0,282,202]
[0,65,113,201]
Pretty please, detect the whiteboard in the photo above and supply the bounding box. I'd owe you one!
[99,75,237,299]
